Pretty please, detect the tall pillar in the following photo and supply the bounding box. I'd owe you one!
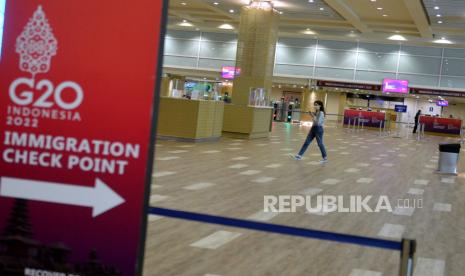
[301,88,312,112]
[160,76,171,97]
[223,0,279,139]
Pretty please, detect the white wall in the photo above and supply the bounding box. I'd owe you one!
[165,30,465,90]
[403,98,442,123]
[442,103,465,120]
[325,92,340,117]
[270,87,303,102]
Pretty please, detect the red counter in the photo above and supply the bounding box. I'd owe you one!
[419,116,462,136]
[343,109,387,128]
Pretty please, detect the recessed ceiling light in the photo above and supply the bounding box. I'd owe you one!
[309,0,314,2]
[434,6,440,10]
[434,38,452,44]
[181,2,187,5]
[229,9,235,13]
[436,14,441,17]
[370,0,376,2]
[320,7,324,11]
[178,21,193,27]
[383,14,388,17]
[388,34,407,41]
[218,23,234,30]
[438,20,443,24]
[303,28,316,35]
[213,2,219,5]
[279,11,283,14]
[377,7,383,10]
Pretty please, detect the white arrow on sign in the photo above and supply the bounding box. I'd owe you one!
[0,177,125,217]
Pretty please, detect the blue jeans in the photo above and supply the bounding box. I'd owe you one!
[298,125,327,158]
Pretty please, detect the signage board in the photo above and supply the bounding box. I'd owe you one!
[316,80,382,91]
[382,79,409,94]
[436,100,449,107]
[0,1,167,275]
[411,87,465,98]
[394,105,408,113]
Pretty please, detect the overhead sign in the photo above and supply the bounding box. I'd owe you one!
[0,1,166,276]
[221,66,241,79]
[436,100,449,107]
[410,87,465,98]
[382,79,409,94]
[317,80,382,91]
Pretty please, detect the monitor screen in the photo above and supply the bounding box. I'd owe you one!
[221,66,240,79]
[437,100,449,107]
[382,79,409,94]
[394,105,407,113]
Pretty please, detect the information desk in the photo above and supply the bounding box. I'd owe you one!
[419,116,462,137]
[157,97,224,141]
[343,109,387,128]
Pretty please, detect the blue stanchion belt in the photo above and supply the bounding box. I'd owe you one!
[149,207,402,251]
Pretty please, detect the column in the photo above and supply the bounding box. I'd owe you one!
[223,0,280,139]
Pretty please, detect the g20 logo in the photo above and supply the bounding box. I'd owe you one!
[9,78,84,110]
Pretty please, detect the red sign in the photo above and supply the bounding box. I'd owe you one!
[410,87,465,98]
[419,116,462,136]
[343,109,386,128]
[317,80,382,91]
[0,1,166,276]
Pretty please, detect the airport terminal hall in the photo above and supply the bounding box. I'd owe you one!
[3,0,465,276]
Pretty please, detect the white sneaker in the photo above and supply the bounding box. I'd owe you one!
[320,158,328,163]
[290,154,302,160]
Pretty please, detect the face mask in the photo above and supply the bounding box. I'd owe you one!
[314,105,320,110]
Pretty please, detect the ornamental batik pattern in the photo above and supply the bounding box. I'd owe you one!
[15,6,57,77]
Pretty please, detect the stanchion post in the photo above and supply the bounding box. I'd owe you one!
[459,126,464,144]
[399,239,416,276]
[383,120,387,136]
[406,122,410,139]
[379,121,383,136]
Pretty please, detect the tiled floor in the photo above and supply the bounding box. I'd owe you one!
[143,122,465,276]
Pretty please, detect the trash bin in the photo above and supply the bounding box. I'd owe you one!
[438,143,461,174]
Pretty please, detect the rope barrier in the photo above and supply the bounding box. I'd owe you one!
[149,207,416,275]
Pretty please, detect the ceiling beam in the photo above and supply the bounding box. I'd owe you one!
[168,10,205,24]
[401,0,433,38]
[323,0,372,33]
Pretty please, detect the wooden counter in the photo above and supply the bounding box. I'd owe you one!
[157,97,224,141]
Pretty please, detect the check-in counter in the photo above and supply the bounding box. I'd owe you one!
[157,97,224,141]
[419,115,462,137]
[343,109,387,128]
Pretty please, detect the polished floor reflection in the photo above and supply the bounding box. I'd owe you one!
[144,122,464,276]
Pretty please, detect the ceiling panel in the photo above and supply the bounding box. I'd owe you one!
[167,0,465,48]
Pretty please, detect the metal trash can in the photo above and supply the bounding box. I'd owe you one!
[438,143,461,174]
